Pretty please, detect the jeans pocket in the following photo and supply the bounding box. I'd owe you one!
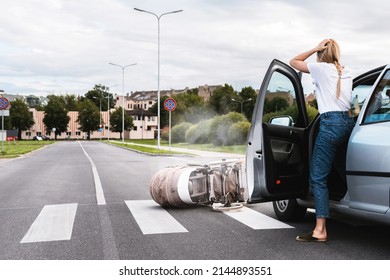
[320,123,350,145]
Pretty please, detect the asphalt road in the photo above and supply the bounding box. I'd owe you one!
[0,141,389,260]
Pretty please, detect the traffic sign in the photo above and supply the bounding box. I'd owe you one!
[1,97,10,153]
[0,110,9,117]
[0,97,10,110]
[164,98,177,111]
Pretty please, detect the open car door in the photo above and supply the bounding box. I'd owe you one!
[246,59,310,203]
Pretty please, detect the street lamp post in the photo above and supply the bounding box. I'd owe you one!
[0,89,4,153]
[109,63,137,143]
[107,92,110,141]
[231,98,252,114]
[107,84,118,142]
[92,96,102,141]
[134,7,183,149]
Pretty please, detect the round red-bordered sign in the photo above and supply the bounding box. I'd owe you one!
[0,97,10,110]
[164,98,177,111]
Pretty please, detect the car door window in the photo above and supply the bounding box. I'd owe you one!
[262,71,298,126]
[362,70,390,124]
[352,85,372,107]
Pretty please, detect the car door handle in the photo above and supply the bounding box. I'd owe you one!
[289,130,298,136]
[255,150,262,159]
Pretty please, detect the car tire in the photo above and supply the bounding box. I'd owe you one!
[272,199,307,222]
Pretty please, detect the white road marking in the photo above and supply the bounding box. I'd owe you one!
[21,203,78,243]
[125,200,188,235]
[223,206,294,229]
[78,141,106,205]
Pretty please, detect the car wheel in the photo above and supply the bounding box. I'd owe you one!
[272,199,307,222]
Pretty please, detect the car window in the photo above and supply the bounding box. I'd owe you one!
[362,70,390,124]
[262,71,298,126]
[352,85,372,105]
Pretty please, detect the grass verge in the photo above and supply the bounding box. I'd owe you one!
[112,139,246,155]
[107,141,190,155]
[0,140,55,158]
[170,143,246,155]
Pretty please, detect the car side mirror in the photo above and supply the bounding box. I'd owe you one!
[269,116,294,127]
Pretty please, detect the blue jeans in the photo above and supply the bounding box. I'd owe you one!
[310,111,355,218]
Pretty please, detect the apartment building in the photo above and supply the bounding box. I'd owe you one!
[25,105,160,141]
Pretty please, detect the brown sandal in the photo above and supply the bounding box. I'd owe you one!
[296,231,327,242]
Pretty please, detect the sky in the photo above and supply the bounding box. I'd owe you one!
[0,0,389,97]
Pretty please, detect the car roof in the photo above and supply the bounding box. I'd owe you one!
[353,65,386,87]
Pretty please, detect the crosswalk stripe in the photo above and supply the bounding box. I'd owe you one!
[223,206,294,229]
[125,200,188,235]
[21,203,78,243]
[20,202,291,242]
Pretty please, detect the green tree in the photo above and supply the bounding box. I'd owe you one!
[63,94,79,111]
[208,84,236,115]
[109,107,134,140]
[84,84,116,111]
[174,90,208,125]
[9,99,35,140]
[3,111,12,130]
[43,95,70,140]
[34,103,45,111]
[235,86,257,121]
[264,97,289,113]
[77,99,100,140]
[148,95,169,129]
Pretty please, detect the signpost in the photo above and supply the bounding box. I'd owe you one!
[163,98,177,149]
[0,96,10,153]
[163,98,177,112]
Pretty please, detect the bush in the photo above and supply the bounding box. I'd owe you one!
[306,105,319,123]
[171,122,192,143]
[228,121,251,145]
[185,119,212,144]
[208,112,248,146]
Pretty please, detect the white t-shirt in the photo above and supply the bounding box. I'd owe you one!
[307,62,352,114]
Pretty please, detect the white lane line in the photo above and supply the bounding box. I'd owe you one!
[21,203,78,243]
[125,200,188,235]
[78,141,106,205]
[223,206,294,229]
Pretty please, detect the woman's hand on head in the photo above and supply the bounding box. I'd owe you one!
[315,39,330,52]
[289,39,331,73]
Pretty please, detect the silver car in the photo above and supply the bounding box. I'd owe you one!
[246,60,390,224]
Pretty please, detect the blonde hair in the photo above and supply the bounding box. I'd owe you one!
[317,39,343,98]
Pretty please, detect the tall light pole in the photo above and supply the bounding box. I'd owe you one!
[134,7,183,149]
[231,98,252,114]
[107,84,118,141]
[109,62,137,143]
[0,89,4,153]
[92,96,102,141]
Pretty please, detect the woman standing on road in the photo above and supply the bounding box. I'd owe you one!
[290,39,355,242]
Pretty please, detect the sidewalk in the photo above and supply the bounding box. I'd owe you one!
[110,141,245,159]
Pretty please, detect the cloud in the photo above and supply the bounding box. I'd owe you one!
[0,0,389,96]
